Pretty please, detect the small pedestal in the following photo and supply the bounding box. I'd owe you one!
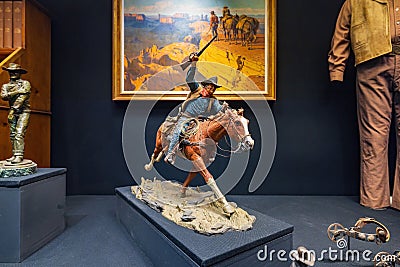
[116,186,294,266]
[0,168,66,263]
[0,159,37,178]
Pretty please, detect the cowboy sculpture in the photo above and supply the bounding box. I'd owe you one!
[164,53,223,165]
[0,63,31,164]
[146,53,255,214]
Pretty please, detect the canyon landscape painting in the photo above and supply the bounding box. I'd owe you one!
[113,0,276,100]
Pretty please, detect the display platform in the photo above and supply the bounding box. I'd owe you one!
[116,186,294,267]
[0,159,37,178]
[0,168,66,263]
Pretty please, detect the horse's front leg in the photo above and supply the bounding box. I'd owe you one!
[191,156,235,214]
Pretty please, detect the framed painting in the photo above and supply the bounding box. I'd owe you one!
[113,0,276,100]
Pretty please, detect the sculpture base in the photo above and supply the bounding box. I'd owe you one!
[0,159,37,178]
[0,168,66,263]
[131,178,256,235]
[116,186,293,266]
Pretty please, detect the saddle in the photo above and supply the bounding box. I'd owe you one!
[161,115,202,150]
[161,115,179,136]
[178,118,201,150]
[237,16,258,32]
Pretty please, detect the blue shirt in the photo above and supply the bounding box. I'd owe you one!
[184,66,222,117]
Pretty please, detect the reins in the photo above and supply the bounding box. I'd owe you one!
[203,110,251,156]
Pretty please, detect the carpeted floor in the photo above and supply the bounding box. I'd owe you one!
[1,194,399,267]
[234,195,400,266]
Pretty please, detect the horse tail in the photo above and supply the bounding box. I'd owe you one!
[154,124,164,156]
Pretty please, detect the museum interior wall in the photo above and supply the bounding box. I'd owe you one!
[33,0,396,195]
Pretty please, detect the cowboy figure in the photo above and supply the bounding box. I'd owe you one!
[0,63,31,164]
[236,55,245,71]
[209,10,219,38]
[164,54,223,164]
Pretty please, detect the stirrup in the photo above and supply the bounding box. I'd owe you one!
[164,152,175,165]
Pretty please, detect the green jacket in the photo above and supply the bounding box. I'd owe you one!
[1,80,31,113]
[350,0,391,65]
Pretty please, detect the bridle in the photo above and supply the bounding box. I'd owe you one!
[207,109,251,156]
[178,108,252,156]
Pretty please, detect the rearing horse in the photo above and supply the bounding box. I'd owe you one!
[144,105,254,214]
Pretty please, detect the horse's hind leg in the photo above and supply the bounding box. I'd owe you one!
[144,130,164,171]
[180,171,197,197]
[144,152,163,171]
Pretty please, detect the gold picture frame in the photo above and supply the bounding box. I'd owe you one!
[113,0,276,100]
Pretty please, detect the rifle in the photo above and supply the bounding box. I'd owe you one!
[180,35,217,70]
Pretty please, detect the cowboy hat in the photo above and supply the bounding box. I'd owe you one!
[201,76,221,88]
[2,63,27,74]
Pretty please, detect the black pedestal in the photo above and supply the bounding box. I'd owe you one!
[0,168,66,263]
[116,186,293,266]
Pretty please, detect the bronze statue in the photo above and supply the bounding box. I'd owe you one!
[0,63,36,178]
[1,63,31,164]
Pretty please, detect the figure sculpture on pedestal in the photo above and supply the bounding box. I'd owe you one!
[1,63,31,164]
[0,63,36,178]
[135,50,256,234]
[145,53,254,214]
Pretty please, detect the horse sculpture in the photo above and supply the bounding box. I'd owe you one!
[236,15,259,49]
[144,104,254,214]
